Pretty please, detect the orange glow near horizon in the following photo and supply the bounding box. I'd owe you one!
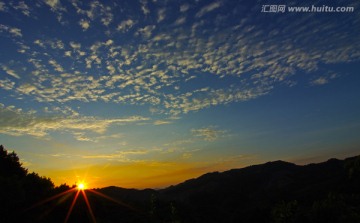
[40,161,248,189]
[36,156,261,189]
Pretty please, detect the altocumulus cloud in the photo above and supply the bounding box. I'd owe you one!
[0,0,359,118]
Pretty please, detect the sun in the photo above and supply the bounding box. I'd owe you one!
[77,182,86,190]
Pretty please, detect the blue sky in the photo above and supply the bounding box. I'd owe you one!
[0,0,360,188]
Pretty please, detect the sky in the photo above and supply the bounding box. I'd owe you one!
[0,0,360,189]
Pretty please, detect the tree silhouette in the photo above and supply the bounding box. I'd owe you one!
[0,145,27,177]
[0,145,54,222]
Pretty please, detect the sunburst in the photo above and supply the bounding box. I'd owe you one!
[77,182,86,190]
[27,181,137,223]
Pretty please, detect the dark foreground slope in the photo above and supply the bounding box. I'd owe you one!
[1,144,359,222]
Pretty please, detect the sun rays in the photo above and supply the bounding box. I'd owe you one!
[81,190,96,223]
[27,182,136,223]
[64,190,81,223]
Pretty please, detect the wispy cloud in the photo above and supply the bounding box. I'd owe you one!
[9,27,22,37]
[180,4,190,13]
[13,1,31,16]
[153,120,172,125]
[140,0,150,16]
[0,104,149,138]
[73,132,94,142]
[191,126,227,142]
[310,72,339,86]
[196,1,221,18]
[157,8,166,23]
[1,65,21,79]
[174,16,186,26]
[311,77,329,86]
[82,149,149,160]
[72,132,124,143]
[0,2,7,12]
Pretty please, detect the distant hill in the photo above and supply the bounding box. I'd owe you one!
[100,156,360,222]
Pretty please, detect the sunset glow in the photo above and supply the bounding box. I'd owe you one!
[0,0,359,189]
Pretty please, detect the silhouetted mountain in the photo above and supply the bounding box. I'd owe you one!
[91,156,360,222]
[156,157,360,222]
[1,144,359,222]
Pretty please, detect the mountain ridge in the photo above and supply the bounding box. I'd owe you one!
[2,143,358,222]
[91,156,360,222]
[98,155,360,222]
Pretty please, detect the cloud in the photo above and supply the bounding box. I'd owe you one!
[17,83,37,94]
[182,153,192,159]
[191,126,227,141]
[0,79,15,90]
[69,41,81,49]
[43,0,59,9]
[153,120,172,125]
[311,77,329,86]
[71,0,114,27]
[0,2,7,12]
[9,27,22,37]
[180,4,190,13]
[42,0,67,25]
[174,16,186,26]
[48,59,64,72]
[117,19,136,32]
[165,86,270,115]
[13,1,31,16]
[136,25,156,38]
[140,0,150,15]
[0,104,150,138]
[1,0,359,118]
[101,11,113,26]
[0,24,23,38]
[157,8,166,23]
[73,132,94,142]
[196,1,221,18]
[94,133,124,141]
[1,65,21,79]
[79,19,90,31]
[310,73,339,86]
[82,149,149,160]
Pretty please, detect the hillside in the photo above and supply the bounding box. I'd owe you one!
[99,156,360,222]
[1,144,359,222]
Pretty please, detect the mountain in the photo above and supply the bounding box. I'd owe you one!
[1,144,359,222]
[99,156,360,222]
